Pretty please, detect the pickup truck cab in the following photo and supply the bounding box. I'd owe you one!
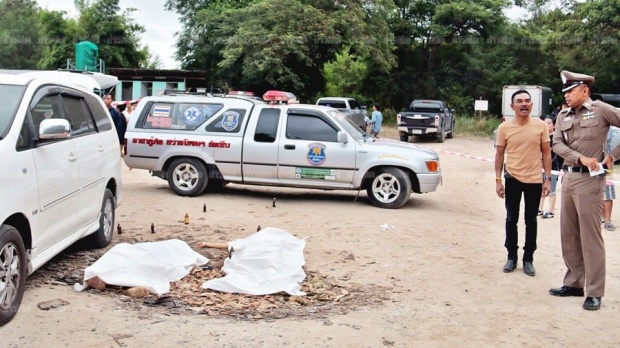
[124,92,442,209]
[397,100,455,143]
[316,97,366,130]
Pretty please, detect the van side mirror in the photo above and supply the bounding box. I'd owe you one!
[361,105,367,110]
[39,119,71,140]
[337,131,348,143]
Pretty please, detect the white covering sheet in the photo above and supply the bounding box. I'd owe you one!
[73,239,208,295]
[201,227,306,296]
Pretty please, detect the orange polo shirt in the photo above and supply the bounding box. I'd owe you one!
[496,118,549,183]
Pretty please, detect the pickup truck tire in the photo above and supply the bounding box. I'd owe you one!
[167,158,208,196]
[436,125,445,143]
[399,132,409,142]
[86,189,115,249]
[366,167,412,209]
[0,224,27,326]
[447,120,455,139]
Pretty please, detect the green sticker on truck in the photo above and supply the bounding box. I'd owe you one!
[295,167,336,180]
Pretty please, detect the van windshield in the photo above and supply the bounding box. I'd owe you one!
[0,84,26,139]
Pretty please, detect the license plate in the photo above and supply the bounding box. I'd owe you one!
[410,129,422,134]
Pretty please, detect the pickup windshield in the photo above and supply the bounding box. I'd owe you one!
[329,110,365,141]
[0,84,26,139]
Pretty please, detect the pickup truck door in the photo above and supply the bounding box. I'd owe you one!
[278,109,356,187]
[241,108,282,184]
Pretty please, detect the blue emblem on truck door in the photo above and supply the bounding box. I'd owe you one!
[222,111,240,131]
[307,143,326,165]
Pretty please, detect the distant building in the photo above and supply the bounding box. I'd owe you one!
[106,68,210,101]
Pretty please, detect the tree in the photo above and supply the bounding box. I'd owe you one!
[75,0,149,68]
[37,9,80,69]
[0,0,42,69]
[166,0,396,100]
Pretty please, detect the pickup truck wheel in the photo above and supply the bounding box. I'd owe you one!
[436,125,445,143]
[399,132,409,142]
[447,120,455,139]
[86,189,115,249]
[366,167,412,209]
[0,224,27,326]
[167,158,208,196]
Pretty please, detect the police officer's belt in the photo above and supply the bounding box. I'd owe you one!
[563,165,589,173]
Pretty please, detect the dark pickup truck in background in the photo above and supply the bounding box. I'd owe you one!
[397,100,455,143]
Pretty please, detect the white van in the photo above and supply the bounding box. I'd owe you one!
[0,71,122,326]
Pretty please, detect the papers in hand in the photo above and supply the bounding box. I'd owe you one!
[589,163,605,176]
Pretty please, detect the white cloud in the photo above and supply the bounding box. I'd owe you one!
[35,0,182,69]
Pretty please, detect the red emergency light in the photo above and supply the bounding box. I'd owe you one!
[263,90,298,103]
[228,90,255,96]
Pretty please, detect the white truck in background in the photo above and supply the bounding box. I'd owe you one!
[501,85,553,121]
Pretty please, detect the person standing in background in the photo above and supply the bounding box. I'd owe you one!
[602,128,616,231]
[368,103,383,137]
[104,94,126,154]
[539,114,564,219]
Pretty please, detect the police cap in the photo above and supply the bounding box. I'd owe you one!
[561,70,595,92]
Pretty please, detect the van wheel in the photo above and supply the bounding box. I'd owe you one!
[366,167,412,209]
[436,125,445,143]
[399,132,409,142]
[168,158,208,196]
[447,120,455,139]
[87,189,115,249]
[0,225,27,326]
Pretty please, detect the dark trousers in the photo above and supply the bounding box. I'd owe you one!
[504,176,542,262]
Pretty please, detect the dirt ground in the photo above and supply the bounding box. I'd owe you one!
[3,130,620,347]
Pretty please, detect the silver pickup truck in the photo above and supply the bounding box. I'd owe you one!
[316,97,366,130]
[123,93,441,208]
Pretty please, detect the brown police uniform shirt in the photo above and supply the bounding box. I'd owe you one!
[553,98,620,165]
[497,117,549,183]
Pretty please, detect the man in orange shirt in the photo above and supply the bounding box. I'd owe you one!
[495,89,552,276]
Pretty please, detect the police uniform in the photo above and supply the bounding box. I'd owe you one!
[551,70,620,309]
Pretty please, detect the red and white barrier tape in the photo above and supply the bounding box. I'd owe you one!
[415,145,619,185]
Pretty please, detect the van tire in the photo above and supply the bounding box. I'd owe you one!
[167,158,208,196]
[0,225,27,326]
[87,189,115,249]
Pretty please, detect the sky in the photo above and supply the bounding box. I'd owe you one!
[35,1,527,71]
[36,0,182,69]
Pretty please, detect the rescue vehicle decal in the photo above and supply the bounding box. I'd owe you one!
[307,143,326,166]
[222,111,240,131]
[183,106,202,125]
[132,137,206,147]
[295,167,336,180]
[208,140,231,148]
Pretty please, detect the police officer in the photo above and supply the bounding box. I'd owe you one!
[550,70,620,311]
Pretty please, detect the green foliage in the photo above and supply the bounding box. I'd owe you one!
[0,0,154,70]
[0,0,42,69]
[322,46,368,101]
[455,115,501,136]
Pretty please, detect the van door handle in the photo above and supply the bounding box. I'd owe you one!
[284,144,296,150]
[98,145,105,152]
[69,152,77,162]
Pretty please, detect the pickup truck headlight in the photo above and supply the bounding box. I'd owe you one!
[434,115,440,127]
[425,160,439,172]
[397,113,401,123]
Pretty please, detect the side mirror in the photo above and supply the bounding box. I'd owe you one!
[337,131,348,143]
[451,109,456,113]
[361,105,367,110]
[39,119,71,140]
